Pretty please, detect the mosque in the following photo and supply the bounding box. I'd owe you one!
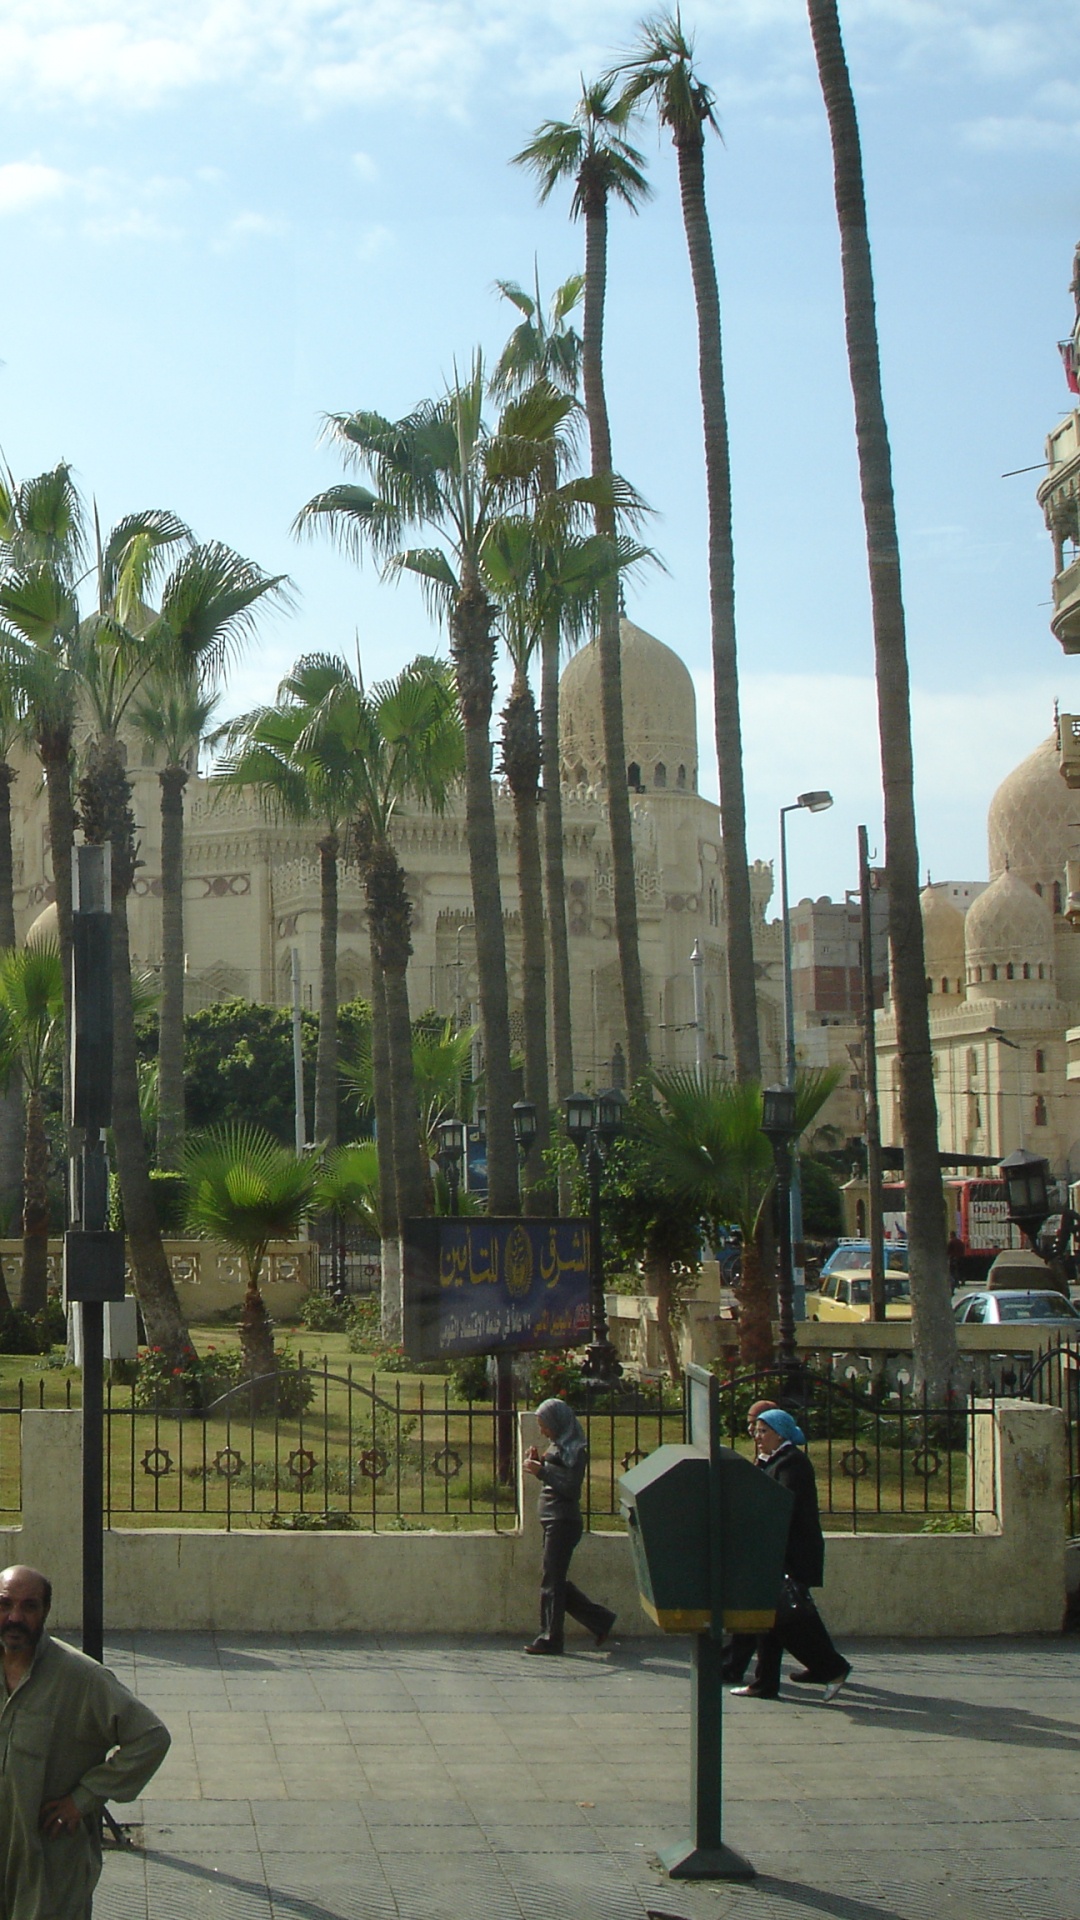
[13,618,789,1096]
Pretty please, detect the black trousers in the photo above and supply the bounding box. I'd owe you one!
[538,1511,614,1649]
[754,1579,848,1694]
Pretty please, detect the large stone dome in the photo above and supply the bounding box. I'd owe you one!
[964,868,1055,992]
[987,733,1079,893]
[559,617,698,793]
[921,886,965,997]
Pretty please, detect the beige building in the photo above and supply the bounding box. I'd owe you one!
[14,619,789,1093]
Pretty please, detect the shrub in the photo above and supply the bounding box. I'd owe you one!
[528,1350,585,1404]
[301,1290,353,1334]
[35,1299,67,1346]
[132,1343,315,1414]
[449,1353,491,1401]
[0,1310,44,1355]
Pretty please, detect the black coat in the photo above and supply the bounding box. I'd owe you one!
[760,1442,826,1588]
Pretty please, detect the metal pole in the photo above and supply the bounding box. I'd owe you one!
[691,939,706,1081]
[71,845,112,1666]
[859,826,887,1322]
[774,1138,796,1368]
[780,807,806,1317]
[291,946,305,1154]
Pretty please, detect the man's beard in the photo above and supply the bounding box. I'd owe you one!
[1,1622,43,1652]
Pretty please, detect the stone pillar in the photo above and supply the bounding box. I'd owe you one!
[517,1410,543,1554]
[971,1397,1066,1630]
[20,1410,82,1629]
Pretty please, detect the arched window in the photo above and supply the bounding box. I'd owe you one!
[990,964,998,981]
[654,762,667,789]
[941,977,949,995]
[627,762,641,789]
[676,764,686,789]
[1038,963,1045,980]
[925,977,933,996]
[1006,962,1014,980]
[1035,1048,1046,1074]
[1034,1095,1048,1127]
[1022,963,1031,980]
[1054,881,1063,915]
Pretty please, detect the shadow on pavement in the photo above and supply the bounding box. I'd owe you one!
[827,1682,1080,1753]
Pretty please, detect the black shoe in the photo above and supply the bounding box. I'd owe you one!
[595,1613,617,1648]
[523,1638,563,1656]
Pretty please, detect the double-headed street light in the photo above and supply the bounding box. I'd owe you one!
[760,1083,800,1369]
[780,790,833,1318]
[565,1088,627,1383]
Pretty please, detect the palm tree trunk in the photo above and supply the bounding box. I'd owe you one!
[239,1259,277,1386]
[807,0,957,1396]
[581,191,649,1086]
[156,763,187,1170]
[645,1254,682,1382]
[0,764,23,1224]
[314,832,339,1148]
[363,840,427,1229]
[451,580,519,1215]
[19,1087,49,1316]
[502,675,552,1212]
[40,729,75,1128]
[735,1238,774,1370]
[673,126,760,1082]
[541,615,575,1106]
[368,941,402,1335]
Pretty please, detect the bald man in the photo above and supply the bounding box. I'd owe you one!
[0,1565,170,1918]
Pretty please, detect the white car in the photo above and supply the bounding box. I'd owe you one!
[952,1289,1080,1327]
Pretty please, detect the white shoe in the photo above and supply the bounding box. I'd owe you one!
[822,1671,850,1703]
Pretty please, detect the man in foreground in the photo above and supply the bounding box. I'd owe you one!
[0,1563,170,1918]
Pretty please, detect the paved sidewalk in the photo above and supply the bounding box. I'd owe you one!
[95,1632,1080,1920]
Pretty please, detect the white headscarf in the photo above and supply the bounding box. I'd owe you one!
[536,1397,588,1465]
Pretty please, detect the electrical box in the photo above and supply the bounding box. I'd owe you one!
[63,1230,127,1305]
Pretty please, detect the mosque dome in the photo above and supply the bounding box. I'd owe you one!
[987,733,1078,896]
[920,886,965,998]
[559,617,698,794]
[964,868,1055,993]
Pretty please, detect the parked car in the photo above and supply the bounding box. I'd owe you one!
[807,1244,912,1322]
[952,1290,1080,1326]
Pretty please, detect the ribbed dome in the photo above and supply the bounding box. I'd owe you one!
[987,734,1078,891]
[921,886,965,997]
[559,618,698,793]
[964,869,1055,992]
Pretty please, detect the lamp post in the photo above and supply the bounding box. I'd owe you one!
[435,1117,468,1215]
[779,790,833,1318]
[761,1083,799,1369]
[512,1099,538,1166]
[998,1147,1052,1253]
[690,939,706,1081]
[564,1089,626,1383]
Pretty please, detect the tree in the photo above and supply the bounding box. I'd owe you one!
[0,677,30,1220]
[515,84,652,1083]
[295,364,574,1215]
[151,998,370,1143]
[610,12,760,1080]
[633,1068,838,1367]
[805,0,958,1395]
[343,1015,477,1168]
[182,1123,322,1381]
[595,1125,702,1381]
[0,942,64,1314]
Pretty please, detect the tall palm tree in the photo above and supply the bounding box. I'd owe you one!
[610,13,760,1081]
[0,941,64,1314]
[294,364,572,1216]
[133,674,218,1168]
[293,657,463,1330]
[0,677,30,1219]
[515,84,652,1084]
[805,0,957,1395]
[492,273,584,1110]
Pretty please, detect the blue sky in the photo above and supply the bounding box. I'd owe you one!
[0,0,1077,907]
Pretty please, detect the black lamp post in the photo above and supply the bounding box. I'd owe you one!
[761,1083,799,1368]
[998,1148,1052,1252]
[565,1088,626,1383]
[435,1116,468,1215]
[512,1100,538,1166]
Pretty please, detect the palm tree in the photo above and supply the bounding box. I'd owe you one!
[492,272,584,1110]
[610,13,760,1081]
[634,1068,838,1367]
[0,941,64,1314]
[182,1123,322,1382]
[133,674,218,1168]
[805,0,958,1395]
[343,1016,477,1170]
[294,364,572,1215]
[515,84,652,1084]
[0,677,30,1220]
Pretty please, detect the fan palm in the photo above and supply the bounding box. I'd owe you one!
[633,1068,839,1366]
[0,942,64,1314]
[515,84,652,1084]
[294,361,576,1215]
[609,12,760,1080]
[804,0,957,1394]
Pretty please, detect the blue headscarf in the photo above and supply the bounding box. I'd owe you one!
[756,1407,806,1447]
[536,1397,588,1465]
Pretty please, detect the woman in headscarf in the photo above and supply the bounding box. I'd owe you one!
[522,1397,617,1656]
[731,1407,851,1701]
[720,1399,782,1684]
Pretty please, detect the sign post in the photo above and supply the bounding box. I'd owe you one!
[64,846,126,1664]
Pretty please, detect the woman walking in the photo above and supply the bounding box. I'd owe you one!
[522,1398,617,1656]
[731,1407,850,1701]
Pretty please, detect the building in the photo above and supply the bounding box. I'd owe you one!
[15,618,789,1093]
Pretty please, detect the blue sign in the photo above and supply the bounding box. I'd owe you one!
[402,1217,593,1358]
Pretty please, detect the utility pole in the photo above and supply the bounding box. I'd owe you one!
[858,827,887,1322]
[690,940,706,1081]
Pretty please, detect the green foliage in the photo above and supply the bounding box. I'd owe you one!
[132,1342,314,1414]
[0,1309,47,1355]
[110,1168,187,1235]
[182,1123,322,1283]
[527,1349,585,1403]
[448,1353,491,1400]
[301,1290,353,1333]
[35,1299,67,1345]
[799,1155,843,1239]
[266,1510,359,1532]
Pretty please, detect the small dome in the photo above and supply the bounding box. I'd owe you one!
[988,734,1077,891]
[921,886,965,997]
[25,901,58,948]
[559,617,697,793]
[964,869,1055,993]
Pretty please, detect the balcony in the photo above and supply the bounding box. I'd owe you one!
[1052,556,1080,652]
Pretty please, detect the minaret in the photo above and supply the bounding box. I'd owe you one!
[1038,241,1080,655]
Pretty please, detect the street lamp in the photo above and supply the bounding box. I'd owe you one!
[998,1148,1052,1251]
[435,1116,468,1215]
[564,1089,626,1383]
[779,789,833,1318]
[512,1100,538,1165]
[761,1083,799,1368]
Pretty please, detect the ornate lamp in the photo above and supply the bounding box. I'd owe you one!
[512,1100,538,1163]
[998,1148,1052,1245]
[564,1091,595,1146]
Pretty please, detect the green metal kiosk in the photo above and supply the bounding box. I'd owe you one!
[619,1363,794,1879]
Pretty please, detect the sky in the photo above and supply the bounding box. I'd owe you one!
[0,0,1077,909]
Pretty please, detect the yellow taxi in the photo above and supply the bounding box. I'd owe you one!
[805,1241,912,1322]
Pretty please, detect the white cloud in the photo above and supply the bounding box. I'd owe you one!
[0,160,68,214]
[961,115,1080,154]
[351,151,378,182]
[227,210,287,239]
